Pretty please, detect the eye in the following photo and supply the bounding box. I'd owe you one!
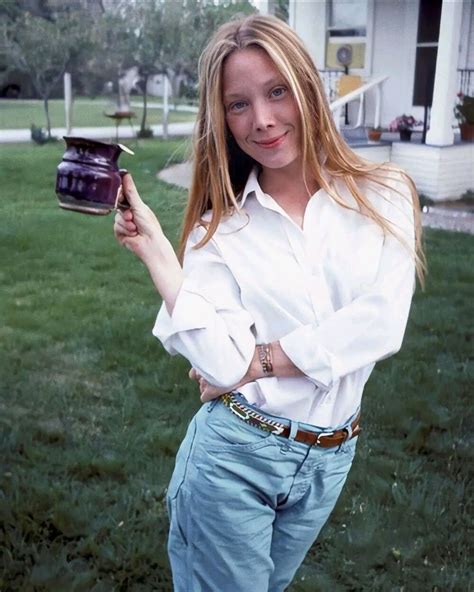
[271,86,287,98]
[228,100,248,112]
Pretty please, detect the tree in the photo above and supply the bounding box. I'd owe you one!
[160,0,256,95]
[2,10,92,138]
[86,5,138,102]
[274,0,289,23]
[130,1,166,137]
[117,0,256,136]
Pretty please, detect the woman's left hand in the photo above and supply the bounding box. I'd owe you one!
[188,368,232,403]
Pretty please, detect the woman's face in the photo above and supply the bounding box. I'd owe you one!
[222,47,302,174]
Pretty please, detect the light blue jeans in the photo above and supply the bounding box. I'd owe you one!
[166,395,358,592]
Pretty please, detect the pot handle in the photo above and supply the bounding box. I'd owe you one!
[115,169,130,211]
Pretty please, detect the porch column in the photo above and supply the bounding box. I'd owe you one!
[288,0,326,69]
[426,0,463,146]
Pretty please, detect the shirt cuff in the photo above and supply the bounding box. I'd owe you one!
[152,286,216,344]
[279,325,333,391]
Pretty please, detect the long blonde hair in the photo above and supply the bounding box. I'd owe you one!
[178,14,425,284]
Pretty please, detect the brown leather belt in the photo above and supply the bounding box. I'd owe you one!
[221,393,361,448]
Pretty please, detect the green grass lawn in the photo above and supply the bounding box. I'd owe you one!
[0,97,196,130]
[0,140,472,591]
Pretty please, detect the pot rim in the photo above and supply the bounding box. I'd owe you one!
[63,136,134,155]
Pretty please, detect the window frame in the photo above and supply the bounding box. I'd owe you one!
[325,0,375,77]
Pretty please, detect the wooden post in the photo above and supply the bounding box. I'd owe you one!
[163,74,169,140]
[64,72,72,134]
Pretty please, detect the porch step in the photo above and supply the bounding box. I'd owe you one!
[341,127,391,162]
[341,127,369,143]
[351,142,391,163]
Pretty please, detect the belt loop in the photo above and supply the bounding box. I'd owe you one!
[280,420,298,455]
[345,423,353,441]
[288,420,298,441]
[207,397,220,413]
[338,422,352,452]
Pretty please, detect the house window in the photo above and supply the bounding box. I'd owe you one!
[326,0,368,70]
[413,0,442,106]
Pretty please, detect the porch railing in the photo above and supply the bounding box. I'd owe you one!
[329,75,389,131]
[457,69,474,96]
[319,69,345,103]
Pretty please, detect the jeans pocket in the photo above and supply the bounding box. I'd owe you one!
[329,435,359,458]
[204,407,275,453]
[167,418,198,502]
[167,495,188,547]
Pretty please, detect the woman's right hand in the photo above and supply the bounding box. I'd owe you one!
[189,367,233,403]
[114,172,184,313]
[114,173,166,265]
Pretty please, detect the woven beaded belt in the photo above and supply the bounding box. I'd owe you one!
[221,393,361,448]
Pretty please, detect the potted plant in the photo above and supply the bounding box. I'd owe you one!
[389,114,420,141]
[367,126,383,142]
[454,92,474,142]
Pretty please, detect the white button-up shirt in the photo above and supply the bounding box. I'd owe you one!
[153,167,415,428]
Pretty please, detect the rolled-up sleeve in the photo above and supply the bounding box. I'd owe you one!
[152,226,256,387]
[279,177,416,391]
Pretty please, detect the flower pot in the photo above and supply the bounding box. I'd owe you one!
[368,129,382,141]
[460,122,474,142]
[399,129,412,142]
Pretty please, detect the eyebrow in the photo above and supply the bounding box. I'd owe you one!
[223,76,286,101]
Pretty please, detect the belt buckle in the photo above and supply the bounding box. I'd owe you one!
[227,395,286,436]
[315,431,334,447]
[228,398,250,421]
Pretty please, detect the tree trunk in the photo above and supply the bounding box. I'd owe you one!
[140,74,149,133]
[43,96,52,139]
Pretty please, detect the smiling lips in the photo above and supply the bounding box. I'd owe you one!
[254,132,287,149]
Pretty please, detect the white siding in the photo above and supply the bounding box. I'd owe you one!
[458,0,474,69]
[353,144,391,163]
[391,142,474,201]
[367,0,423,128]
[469,3,474,69]
[289,0,326,69]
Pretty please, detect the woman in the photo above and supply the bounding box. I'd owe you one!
[114,14,424,592]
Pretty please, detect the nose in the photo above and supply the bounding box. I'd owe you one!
[253,99,275,131]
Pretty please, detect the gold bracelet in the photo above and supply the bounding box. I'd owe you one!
[257,343,273,376]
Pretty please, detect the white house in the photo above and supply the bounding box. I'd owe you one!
[258,0,474,201]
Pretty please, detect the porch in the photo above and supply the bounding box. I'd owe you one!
[340,129,474,202]
[259,0,474,202]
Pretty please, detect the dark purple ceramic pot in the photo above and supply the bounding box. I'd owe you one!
[56,136,133,215]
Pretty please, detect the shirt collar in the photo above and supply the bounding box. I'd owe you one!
[240,167,263,208]
[240,163,331,208]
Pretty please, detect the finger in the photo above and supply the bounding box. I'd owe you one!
[114,209,137,232]
[114,220,137,237]
[115,217,136,231]
[114,209,134,227]
[122,208,134,221]
[121,173,142,209]
[189,368,200,381]
[125,220,137,232]
[114,210,124,225]
[200,390,219,403]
